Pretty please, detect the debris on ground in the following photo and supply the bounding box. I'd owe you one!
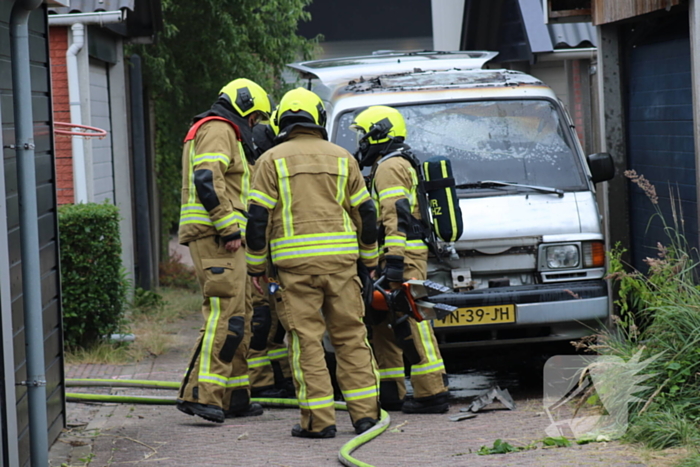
[461,385,516,413]
[448,413,477,422]
[390,420,409,433]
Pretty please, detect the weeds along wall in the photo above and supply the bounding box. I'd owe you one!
[59,203,127,348]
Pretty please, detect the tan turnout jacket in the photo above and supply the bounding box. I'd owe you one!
[372,154,428,270]
[246,127,378,276]
[178,118,250,245]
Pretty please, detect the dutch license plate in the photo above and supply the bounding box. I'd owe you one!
[433,304,516,328]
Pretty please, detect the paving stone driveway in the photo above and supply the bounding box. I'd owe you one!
[50,309,651,467]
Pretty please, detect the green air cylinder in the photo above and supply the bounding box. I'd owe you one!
[422,156,463,242]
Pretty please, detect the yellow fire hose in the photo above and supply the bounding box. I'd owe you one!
[66,378,390,467]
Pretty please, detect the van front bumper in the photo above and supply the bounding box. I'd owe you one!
[429,280,609,348]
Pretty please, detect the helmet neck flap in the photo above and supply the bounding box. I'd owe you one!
[192,97,258,165]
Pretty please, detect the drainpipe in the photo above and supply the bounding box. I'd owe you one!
[9,0,49,466]
[49,10,126,204]
[67,23,88,203]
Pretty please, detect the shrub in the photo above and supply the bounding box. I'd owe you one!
[59,203,128,348]
[583,174,700,459]
[159,251,198,291]
[130,287,164,315]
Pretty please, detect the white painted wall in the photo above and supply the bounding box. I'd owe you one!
[89,58,115,204]
[109,41,136,288]
[431,0,465,51]
[530,60,568,108]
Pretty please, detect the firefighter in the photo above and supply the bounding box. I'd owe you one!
[350,105,450,414]
[246,87,381,438]
[247,279,295,398]
[176,78,271,423]
[247,112,295,399]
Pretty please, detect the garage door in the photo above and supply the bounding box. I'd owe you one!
[625,16,696,271]
[89,58,114,204]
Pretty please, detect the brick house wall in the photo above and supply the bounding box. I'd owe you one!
[49,26,73,205]
[571,59,586,149]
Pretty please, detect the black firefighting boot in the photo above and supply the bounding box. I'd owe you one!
[291,424,337,439]
[224,388,263,418]
[226,402,263,418]
[277,377,296,398]
[379,380,404,411]
[353,417,377,434]
[401,391,450,414]
[176,400,225,423]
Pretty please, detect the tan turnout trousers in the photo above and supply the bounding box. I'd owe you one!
[371,262,448,400]
[276,267,380,432]
[247,281,291,391]
[246,281,274,390]
[179,236,252,410]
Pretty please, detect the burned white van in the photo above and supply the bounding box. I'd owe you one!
[288,51,614,349]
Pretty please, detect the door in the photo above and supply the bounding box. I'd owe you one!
[624,15,696,271]
[89,58,115,204]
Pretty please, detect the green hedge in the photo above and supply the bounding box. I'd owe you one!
[59,203,127,348]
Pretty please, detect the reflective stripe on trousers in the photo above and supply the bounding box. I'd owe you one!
[198,297,250,388]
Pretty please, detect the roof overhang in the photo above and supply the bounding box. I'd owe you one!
[461,0,596,63]
[48,0,161,38]
[288,51,499,84]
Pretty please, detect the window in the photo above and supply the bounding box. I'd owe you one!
[334,99,587,191]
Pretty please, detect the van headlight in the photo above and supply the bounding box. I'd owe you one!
[544,245,579,269]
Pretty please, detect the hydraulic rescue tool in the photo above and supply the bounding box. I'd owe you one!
[368,277,458,324]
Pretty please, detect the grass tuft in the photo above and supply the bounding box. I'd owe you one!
[627,410,700,450]
[581,180,700,457]
[65,287,200,364]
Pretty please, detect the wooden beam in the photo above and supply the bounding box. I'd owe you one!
[596,24,631,259]
[592,0,682,25]
[548,0,592,20]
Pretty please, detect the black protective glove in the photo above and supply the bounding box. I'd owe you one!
[384,255,405,283]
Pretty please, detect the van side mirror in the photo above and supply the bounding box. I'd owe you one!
[586,153,615,184]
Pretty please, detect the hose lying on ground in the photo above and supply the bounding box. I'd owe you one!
[65,378,390,467]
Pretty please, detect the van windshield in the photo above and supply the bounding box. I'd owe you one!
[334,100,587,191]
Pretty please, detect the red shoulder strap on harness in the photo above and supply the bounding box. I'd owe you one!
[184,116,241,142]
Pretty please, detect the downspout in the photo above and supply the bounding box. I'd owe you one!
[67,23,88,203]
[49,10,126,204]
[9,0,49,466]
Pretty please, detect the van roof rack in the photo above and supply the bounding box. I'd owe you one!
[287,51,498,83]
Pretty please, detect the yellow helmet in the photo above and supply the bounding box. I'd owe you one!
[269,106,279,135]
[219,78,271,118]
[350,106,407,145]
[275,87,327,131]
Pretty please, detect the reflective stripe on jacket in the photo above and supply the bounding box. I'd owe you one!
[246,127,378,276]
[372,154,428,265]
[178,118,250,245]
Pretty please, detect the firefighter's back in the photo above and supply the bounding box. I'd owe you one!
[259,129,360,276]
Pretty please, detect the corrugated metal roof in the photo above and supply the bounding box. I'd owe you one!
[48,0,135,14]
[547,22,597,49]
